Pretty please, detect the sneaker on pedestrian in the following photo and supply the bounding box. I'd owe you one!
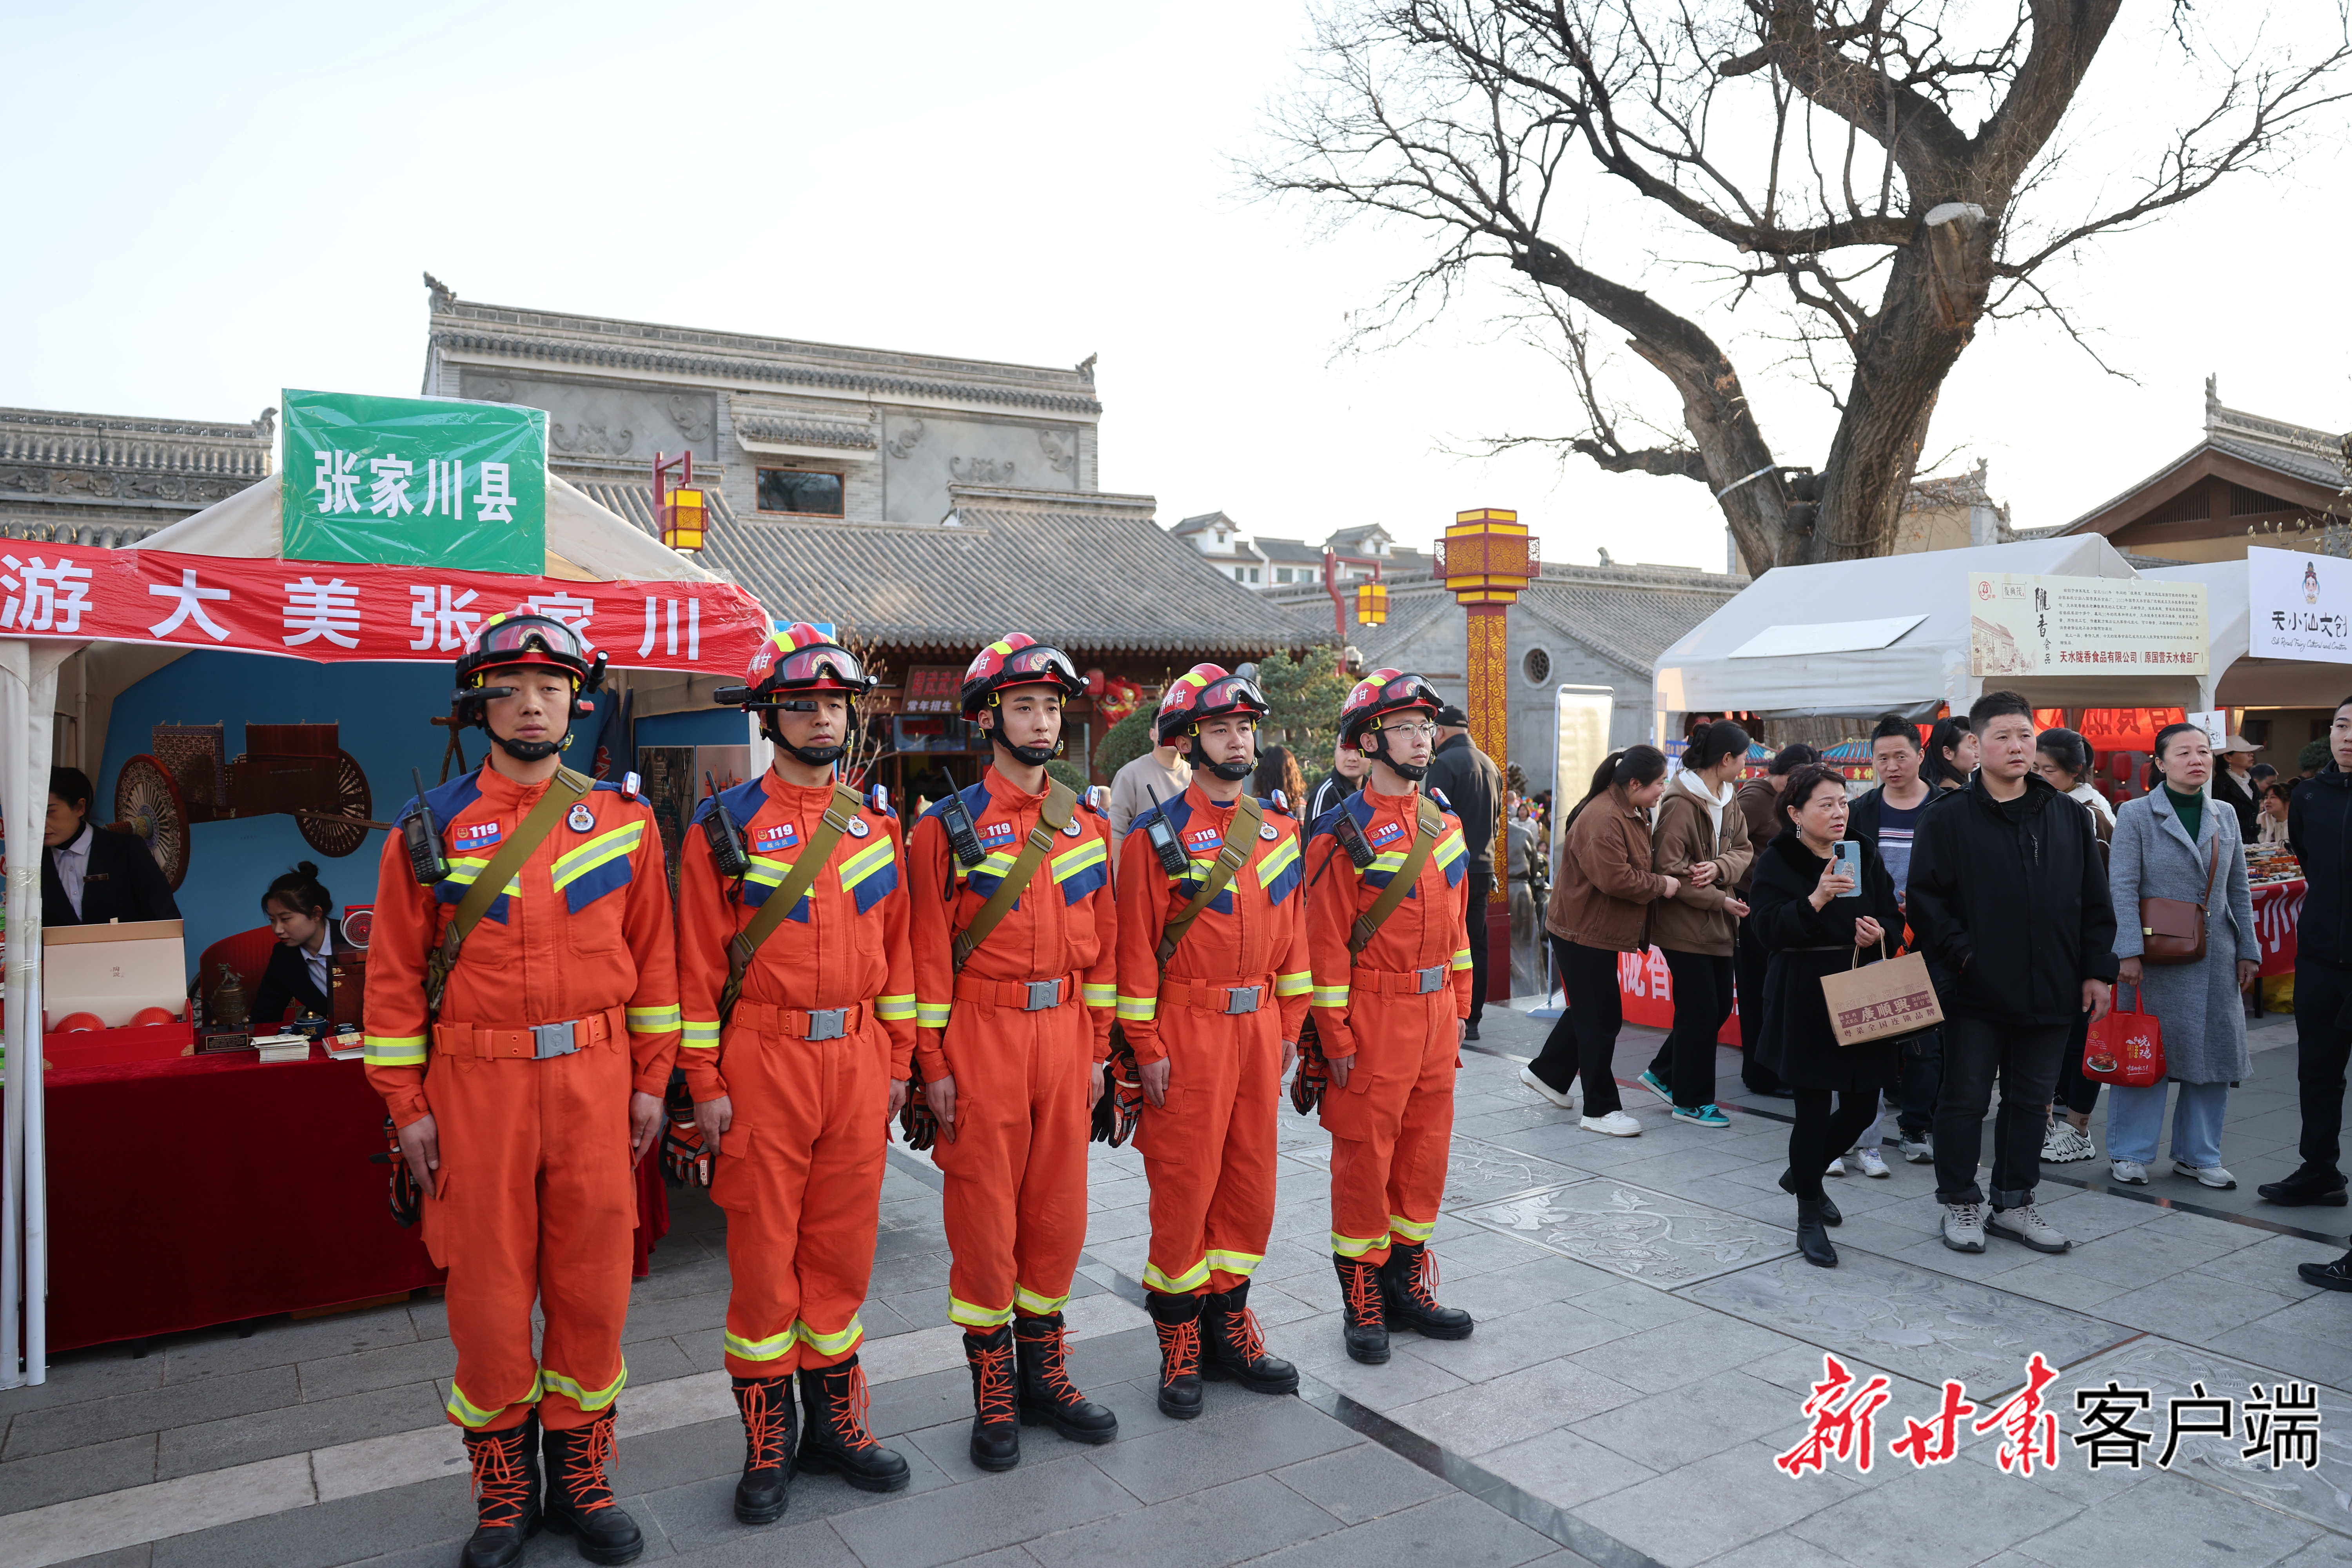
[2258,1166,2350,1207]
[1636,1070,1673,1107]
[2298,1249,2352,1292]
[1579,1111,1641,1137]
[1985,1203,2070,1253]
[2110,1159,2149,1185]
[1823,1156,1847,1178]
[1853,1147,1891,1179]
[2172,1161,2238,1190]
[1518,1064,1578,1111]
[1941,1201,1987,1252]
[1898,1134,1934,1164]
[1670,1103,1731,1129]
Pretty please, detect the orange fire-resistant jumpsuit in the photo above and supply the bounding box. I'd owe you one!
[1304,785,1471,1268]
[364,765,682,1433]
[1114,785,1311,1297]
[676,773,914,1379]
[908,766,1115,1330]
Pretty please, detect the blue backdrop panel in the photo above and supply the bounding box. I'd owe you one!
[634,709,748,748]
[98,651,457,962]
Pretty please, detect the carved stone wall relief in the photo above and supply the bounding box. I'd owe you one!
[886,419,924,459]
[949,456,1016,484]
[1039,430,1076,475]
[457,372,711,464]
[667,394,714,443]
[550,422,634,457]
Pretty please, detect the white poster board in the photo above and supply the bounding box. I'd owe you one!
[1967,572,2207,679]
[1551,686,1614,869]
[2248,546,2352,663]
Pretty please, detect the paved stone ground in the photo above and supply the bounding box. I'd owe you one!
[6,1001,2352,1568]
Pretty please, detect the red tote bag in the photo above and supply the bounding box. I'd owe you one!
[2082,986,2166,1088]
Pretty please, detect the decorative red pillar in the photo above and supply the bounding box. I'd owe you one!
[1439,508,1536,1002]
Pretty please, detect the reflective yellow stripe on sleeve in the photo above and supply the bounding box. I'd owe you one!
[1116,995,1158,1022]
[1275,972,1312,997]
[626,1005,682,1033]
[875,994,917,1022]
[916,1001,953,1029]
[682,1018,721,1050]
[363,1034,428,1066]
[1312,985,1351,1009]
[1451,948,1474,971]
[1082,982,1116,1007]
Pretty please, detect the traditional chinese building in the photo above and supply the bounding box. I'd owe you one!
[416,276,1322,794]
[2048,376,2350,561]
[0,406,276,547]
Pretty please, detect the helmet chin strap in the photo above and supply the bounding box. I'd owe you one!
[983,715,1062,768]
[488,723,571,764]
[1185,737,1256,782]
[759,711,846,769]
[1364,728,1428,783]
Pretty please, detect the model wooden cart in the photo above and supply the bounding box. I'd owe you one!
[113,723,378,890]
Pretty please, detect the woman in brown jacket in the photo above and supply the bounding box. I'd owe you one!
[1523,746,1678,1136]
[1638,722,1755,1127]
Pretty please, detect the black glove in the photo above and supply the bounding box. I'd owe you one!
[370,1116,423,1228]
[661,1078,713,1188]
[900,1060,940,1152]
[1093,1032,1142,1147]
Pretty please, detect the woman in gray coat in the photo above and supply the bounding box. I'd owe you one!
[2105,722,2259,1189]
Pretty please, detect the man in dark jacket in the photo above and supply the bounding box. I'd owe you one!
[42,767,180,927]
[2271,698,2352,1223]
[1426,705,1504,1038]
[1906,692,2116,1257]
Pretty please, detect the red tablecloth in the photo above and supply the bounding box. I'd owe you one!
[2256,878,2305,977]
[20,1047,670,1353]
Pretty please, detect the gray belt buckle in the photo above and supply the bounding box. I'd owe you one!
[532,1020,581,1059]
[1024,979,1063,1011]
[804,1007,848,1042]
[1223,985,1262,1015]
[1414,965,1446,994]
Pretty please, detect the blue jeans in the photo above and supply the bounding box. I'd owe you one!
[2103,1080,2229,1169]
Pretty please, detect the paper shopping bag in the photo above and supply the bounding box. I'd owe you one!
[2082,988,2166,1087]
[1820,946,1944,1047]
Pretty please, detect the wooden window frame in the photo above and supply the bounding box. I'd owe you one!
[755,465,848,519]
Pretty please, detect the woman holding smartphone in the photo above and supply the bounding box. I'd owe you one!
[1749,764,1904,1267]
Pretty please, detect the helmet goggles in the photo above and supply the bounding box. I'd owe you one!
[769,641,871,693]
[998,643,1081,690]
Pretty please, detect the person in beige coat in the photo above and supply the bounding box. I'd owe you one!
[1635,723,1755,1127]
[1523,746,1679,1136]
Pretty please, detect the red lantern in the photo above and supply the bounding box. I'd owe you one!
[1084,666,1107,697]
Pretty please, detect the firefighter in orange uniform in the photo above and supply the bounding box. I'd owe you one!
[1303,669,1477,1367]
[675,624,915,1525]
[1115,665,1309,1416]
[907,634,1119,1470]
[366,613,681,1568]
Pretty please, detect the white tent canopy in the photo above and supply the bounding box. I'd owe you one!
[1,473,726,1389]
[1651,536,2208,726]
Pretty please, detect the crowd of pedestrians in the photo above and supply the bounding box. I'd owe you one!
[1509,688,2352,1288]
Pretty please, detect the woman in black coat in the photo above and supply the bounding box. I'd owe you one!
[1752,764,1905,1268]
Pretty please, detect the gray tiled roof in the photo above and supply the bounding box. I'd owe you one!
[1256,537,1325,565]
[572,481,1324,659]
[731,412,877,451]
[1514,570,1739,676]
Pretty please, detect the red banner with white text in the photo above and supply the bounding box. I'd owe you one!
[0,541,766,672]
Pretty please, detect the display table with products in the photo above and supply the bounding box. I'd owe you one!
[18,1044,670,1354]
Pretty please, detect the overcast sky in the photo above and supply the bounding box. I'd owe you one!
[7,2,2346,574]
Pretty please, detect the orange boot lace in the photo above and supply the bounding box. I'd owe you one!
[557,1412,620,1513]
[1216,1301,1270,1365]
[736,1378,794,1472]
[1154,1316,1202,1387]
[1339,1259,1385,1328]
[465,1425,534,1531]
[818,1363,882,1454]
[974,1337,1020,1428]
[1400,1247,1446,1312]
[1017,1319,1086,1409]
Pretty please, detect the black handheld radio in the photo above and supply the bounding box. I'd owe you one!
[1330,808,1377,869]
[937,789,987,869]
[701,771,751,879]
[1139,788,1190,877]
[402,768,450,886]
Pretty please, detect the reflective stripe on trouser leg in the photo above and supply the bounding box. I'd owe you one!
[1138,1007,1280,1296]
[712,1011,890,1376]
[431,1011,634,1432]
[1318,988,1453,1272]
[936,999,1092,1329]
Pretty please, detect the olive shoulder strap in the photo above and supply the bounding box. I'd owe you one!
[1154,794,1265,968]
[1347,794,1443,959]
[425,766,592,1016]
[719,783,868,1023]
[952,780,1079,971]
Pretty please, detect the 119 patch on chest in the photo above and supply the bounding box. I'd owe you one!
[1183,826,1223,855]
[1367,820,1406,850]
[452,820,503,852]
[978,822,1016,850]
[754,822,800,853]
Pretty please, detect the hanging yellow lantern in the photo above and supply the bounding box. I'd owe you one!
[660,486,706,551]
[1356,580,1388,625]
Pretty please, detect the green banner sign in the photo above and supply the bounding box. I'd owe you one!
[281,389,548,573]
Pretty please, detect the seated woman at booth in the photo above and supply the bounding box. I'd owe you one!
[252,862,350,1025]
[41,766,180,927]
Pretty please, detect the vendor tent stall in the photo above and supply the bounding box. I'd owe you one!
[2138,557,2352,711]
[1651,537,2206,731]
[1,469,766,1386]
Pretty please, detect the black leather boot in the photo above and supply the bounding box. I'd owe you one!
[1796,1200,1838,1268]
[1145,1290,1206,1419]
[795,1357,910,1492]
[1013,1312,1118,1444]
[964,1327,1022,1472]
[2260,1166,2350,1207]
[1780,1170,1841,1224]
[728,1375,794,1526]
[459,1416,540,1568]
[1334,1254,1390,1365]
[1378,1241,1474,1340]
[540,1410,644,1565]
[1201,1280,1298,1395]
